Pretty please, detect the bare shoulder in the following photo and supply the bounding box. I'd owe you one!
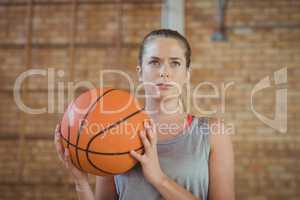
[206,117,235,200]
[207,117,234,153]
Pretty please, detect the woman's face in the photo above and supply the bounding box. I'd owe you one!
[138,37,189,99]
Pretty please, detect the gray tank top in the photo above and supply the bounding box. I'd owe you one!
[114,117,210,200]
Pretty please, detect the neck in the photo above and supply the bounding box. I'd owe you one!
[145,97,188,138]
[145,96,184,119]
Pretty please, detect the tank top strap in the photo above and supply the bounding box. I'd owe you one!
[187,113,193,126]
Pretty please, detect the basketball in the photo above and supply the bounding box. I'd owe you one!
[59,87,149,176]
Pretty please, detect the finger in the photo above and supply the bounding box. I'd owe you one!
[54,127,62,145]
[54,132,65,163]
[54,135,63,151]
[64,148,82,174]
[145,120,157,145]
[56,143,64,161]
[144,121,153,142]
[54,124,59,142]
[54,123,62,144]
[64,148,73,169]
[55,123,60,133]
[151,120,158,141]
[139,130,151,153]
[54,128,61,143]
[55,123,62,137]
[130,150,144,163]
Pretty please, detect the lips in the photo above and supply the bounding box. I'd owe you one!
[156,83,173,89]
[156,83,173,87]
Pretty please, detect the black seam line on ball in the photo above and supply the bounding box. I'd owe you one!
[61,134,143,178]
[60,135,144,155]
[86,108,145,173]
[75,88,116,171]
[67,123,76,166]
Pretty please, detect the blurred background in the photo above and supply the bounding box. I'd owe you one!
[0,0,299,199]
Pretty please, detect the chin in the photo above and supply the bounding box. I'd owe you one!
[144,87,179,100]
[157,90,179,99]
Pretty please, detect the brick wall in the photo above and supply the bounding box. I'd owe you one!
[0,0,299,199]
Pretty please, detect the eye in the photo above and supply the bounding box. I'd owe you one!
[149,60,160,67]
[171,61,181,67]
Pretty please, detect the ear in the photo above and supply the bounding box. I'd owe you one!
[136,65,142,82]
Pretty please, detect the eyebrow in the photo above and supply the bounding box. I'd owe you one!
[149,56,183,61]
[169,57,183,61]
[149,56,161,60]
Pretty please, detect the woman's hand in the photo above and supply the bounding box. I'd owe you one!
[54,123,89,185]
[130,120,166,186]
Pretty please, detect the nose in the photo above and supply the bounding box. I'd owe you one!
[160,71,169,78]
[159,63,170,78]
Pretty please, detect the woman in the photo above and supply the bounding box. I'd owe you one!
[54,29,235,200]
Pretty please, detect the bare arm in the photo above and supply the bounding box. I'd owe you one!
[75,181,95,200]
[208,118,235,200]
[55,124,117,200]
[54,123,95,200]
[95,176,118,200]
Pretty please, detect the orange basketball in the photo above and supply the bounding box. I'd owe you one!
[60,87,149,176]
